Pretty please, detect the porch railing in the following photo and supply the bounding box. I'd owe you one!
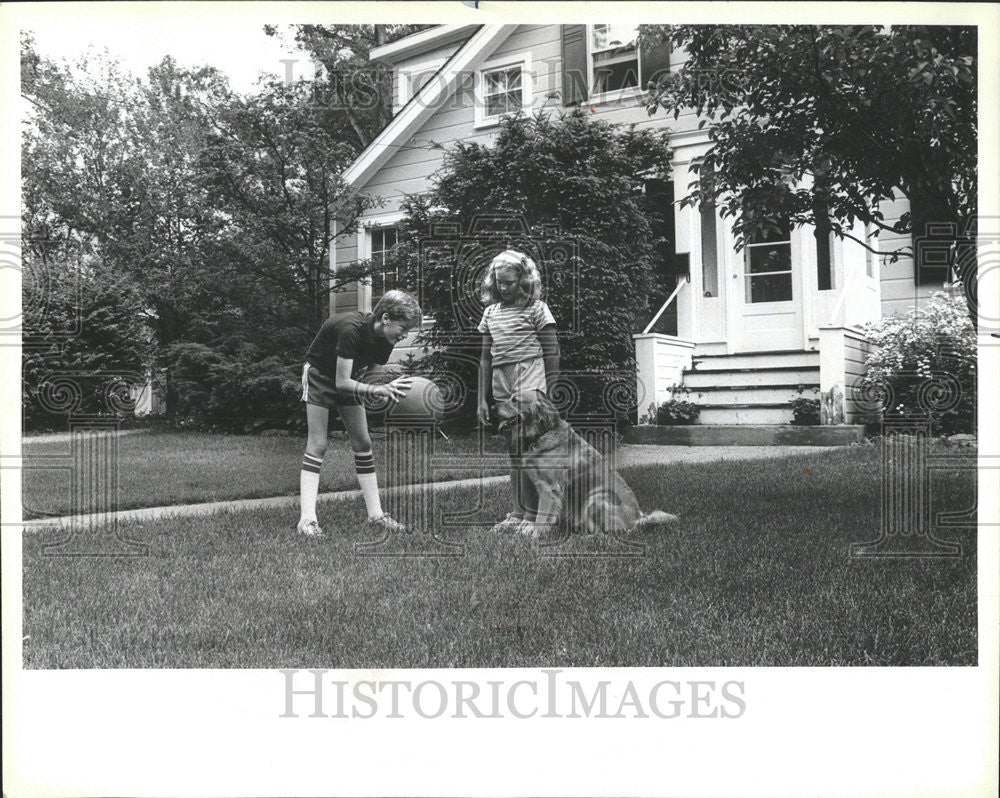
[642,278,687,335]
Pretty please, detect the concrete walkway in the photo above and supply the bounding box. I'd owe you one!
[615,443,844,467]
[21,428,151,444]
[22,443,846,529]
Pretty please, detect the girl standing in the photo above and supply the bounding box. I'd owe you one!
[476,250,560,534]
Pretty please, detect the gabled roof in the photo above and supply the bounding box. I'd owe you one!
[342,24,515,191]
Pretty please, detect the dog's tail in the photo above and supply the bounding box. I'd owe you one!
[635,510,679,528]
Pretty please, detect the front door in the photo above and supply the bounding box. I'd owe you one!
[731,219,805,351]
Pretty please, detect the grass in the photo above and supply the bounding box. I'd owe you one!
[22,446,977,668]
[22,429,509,518]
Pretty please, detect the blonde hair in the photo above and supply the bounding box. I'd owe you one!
[372,290,422,325]
[480,250,542,308]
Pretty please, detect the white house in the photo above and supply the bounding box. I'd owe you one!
[331,24,949,427]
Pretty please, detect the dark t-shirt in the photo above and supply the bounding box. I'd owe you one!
[306,312,393,380]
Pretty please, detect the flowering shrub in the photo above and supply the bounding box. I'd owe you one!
[861,291,976,434]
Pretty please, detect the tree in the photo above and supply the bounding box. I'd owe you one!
[639,25,978,320]
[22,33,383,427]
[21,38,228,417]
[388,110,673,420]
[196,75,376,338]
[263,24,436,151]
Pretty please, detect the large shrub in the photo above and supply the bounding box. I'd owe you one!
[386,110,673,421]
[22,266,154,431]
[165,342,303,432]
[861,291,976,435]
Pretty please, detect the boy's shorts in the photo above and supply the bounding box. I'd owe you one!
[301,362,362,408]
[492,357,547,421]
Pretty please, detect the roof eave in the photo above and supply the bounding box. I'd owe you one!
[343,24,515,192]
[369,24,481,64]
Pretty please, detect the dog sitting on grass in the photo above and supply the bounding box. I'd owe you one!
[507,391,678,538]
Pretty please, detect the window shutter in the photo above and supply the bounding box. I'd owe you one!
[561,24,589,106]
[640,38,671,88]
[911,196,952,286]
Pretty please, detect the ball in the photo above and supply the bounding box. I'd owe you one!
[385,376,445,424]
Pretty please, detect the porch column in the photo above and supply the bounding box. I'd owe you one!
[633,334,696,423]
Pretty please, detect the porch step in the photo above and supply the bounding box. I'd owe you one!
[625,424,865,447]
[677,348,821,426]
[683,366,819,389]
[697,405,796,425]
[690,349,819,371]
[684,385,820,405]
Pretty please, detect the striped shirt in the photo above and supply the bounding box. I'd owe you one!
[477,300,557,366]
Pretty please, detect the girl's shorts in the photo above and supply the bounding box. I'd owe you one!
[492,357,547,420]
[301,363,362,408]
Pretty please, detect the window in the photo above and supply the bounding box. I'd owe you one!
[745,220,793,303]
[474,54,532,128]
[699,165,719,297]
[369,226,399,298]
[590,24,640,95]
[484,66,522,116]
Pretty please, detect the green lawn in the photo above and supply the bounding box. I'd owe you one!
[22,446,977,668]
[22,430,508,518]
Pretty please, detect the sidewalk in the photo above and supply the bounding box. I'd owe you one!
[21,443,846,528]
[21,428,151,444]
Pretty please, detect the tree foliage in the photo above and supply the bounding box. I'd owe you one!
[21,30,383,429]
[639,25,978,315]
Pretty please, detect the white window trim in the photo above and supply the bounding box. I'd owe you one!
[473,52,533,129]
[356,212,433,327]
[358,211,406,312]
[396,56,448,109]
[586,24,647,107]
[744,226,794,305]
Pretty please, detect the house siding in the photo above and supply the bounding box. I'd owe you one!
[843,328,872,423]
[364,25,564,206]
[876,197,939,318]
[332,234,359,315]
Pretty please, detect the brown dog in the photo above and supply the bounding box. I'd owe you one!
[510,392,678,537]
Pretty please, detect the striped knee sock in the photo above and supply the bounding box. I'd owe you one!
[354,450,383,520]
[300,452,323,521]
